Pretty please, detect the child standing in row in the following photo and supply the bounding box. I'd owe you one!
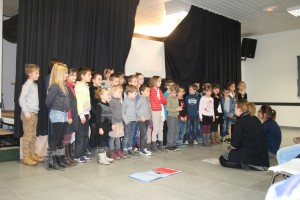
[64,68,79,166]
[166,84,182,151]
[46,63,70,169]
[211,84,223,144]
[122,85,139,157]
[109,85,126,159]
[102,68,114,89]
[136,85,152,155]
[185,84,200,145]
[89,72,102,152]
[19,64,43,166]
[95,88,114,165]
[149,76,167,152]
[199,83,215,147]
[237,81,247,101]
[221,87,235,143]
[74,67,92,163]
[177,86,187,146]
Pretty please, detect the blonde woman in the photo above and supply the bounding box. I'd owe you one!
[45,63,70,170]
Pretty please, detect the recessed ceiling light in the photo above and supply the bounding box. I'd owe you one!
[263,6,278,13]
[287,5,300,17]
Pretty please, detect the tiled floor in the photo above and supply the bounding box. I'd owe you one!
[0,127,299,200]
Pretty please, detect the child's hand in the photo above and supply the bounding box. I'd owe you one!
[200,118,203,122]
[213,117,215,122]
[228,113,233,118]
[216,116,219,119]
[176,106,183,111]
[141,116,146,122]
[25,113,32,120]
[88,114,91,120]
[99,128,104,135]
[81,118,86,124]
[112,125,116,131]
[184,116,187,121]
[68,118,73,124]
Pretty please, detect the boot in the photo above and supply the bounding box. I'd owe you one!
[151,142,158,153]
[98,152,110,165]
[146,143,152,152]
[215,132,220,144]
[65,144,78,165]
[23,156,37,166]
[158,141,168,152]
[57,148,71,168]
[30,153,45,162]
[116,149,126,159]
[110,150,120,160]
[211,132,217,145]
[48,149,64,170]
[206,134,212,147]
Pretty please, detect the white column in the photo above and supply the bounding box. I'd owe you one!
[0,0,3,118]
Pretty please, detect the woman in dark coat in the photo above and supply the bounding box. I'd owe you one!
[219,100,269,170]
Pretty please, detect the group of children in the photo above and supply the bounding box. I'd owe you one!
[19,61,248,170]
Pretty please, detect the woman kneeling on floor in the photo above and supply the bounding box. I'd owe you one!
[219,100,269,170]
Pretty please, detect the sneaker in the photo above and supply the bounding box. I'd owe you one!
[75,156,87,163]
[128,149,140,156]
[123,150,131,158]
[223,138,231,144]
[166,146,176,151]
[173,146,180,152]
[144,148,152,154]
[83,155,92,160]
[140,149,151,156]
[193,140,199,145]
[183,141,189,145]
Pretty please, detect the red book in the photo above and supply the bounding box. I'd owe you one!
[152,167,181,175]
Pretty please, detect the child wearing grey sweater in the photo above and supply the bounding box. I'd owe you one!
[136,85,152,155]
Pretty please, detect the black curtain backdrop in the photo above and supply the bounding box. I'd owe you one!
[165,6,241,87]
[14,0,139,137]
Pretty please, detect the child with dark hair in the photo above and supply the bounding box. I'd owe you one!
[221,86,235,143]
[177,86,187,146]
[136,85,152,155]
[211,84,223,144]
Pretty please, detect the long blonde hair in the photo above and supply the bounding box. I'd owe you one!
[49,63,68,94]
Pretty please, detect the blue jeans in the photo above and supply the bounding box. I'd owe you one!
[132,123,139,146]
[277,144,300,164]
[178,118,187,144]
[222,117,232,137]
[123,121,137,150]
[186,116,198,141]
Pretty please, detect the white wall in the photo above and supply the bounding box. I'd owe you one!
[2,39,16,111]
[242,29,300,127]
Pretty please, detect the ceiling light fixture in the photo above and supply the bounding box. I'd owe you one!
[287,5,300,17]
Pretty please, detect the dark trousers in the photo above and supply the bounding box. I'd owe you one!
[49,122,67,149]
[163,120,168,146]
[89,122,100,148]
[138,120,149,151]
[75,115,89,158]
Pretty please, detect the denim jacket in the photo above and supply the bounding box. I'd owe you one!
[221,97,235,118]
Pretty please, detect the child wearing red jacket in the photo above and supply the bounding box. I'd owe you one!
[149,76,167,152]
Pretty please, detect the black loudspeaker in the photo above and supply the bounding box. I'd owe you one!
[241,38,257,59]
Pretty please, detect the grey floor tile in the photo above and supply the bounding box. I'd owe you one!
[0,181,19,199]
[5,174,75,197]
[214,188,266,200]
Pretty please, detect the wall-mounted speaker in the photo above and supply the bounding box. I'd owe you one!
[241,38,257,59]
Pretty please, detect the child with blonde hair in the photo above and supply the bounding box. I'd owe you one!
[19,64,43,166]
[95,88,114,165]
[149,76,167,152]
[109,85,126,159]
[45,63,70,170]
[237,81,247,101]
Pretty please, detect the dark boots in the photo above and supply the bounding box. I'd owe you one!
[65,144,78,165]
[48,148,64,171]
[57,148,71,168]
[151,142,157,153]
[158,141,168,152]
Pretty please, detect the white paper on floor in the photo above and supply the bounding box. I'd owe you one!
[202,158,220,165]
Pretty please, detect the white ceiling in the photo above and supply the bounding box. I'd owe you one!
[135,0,300,37]
[3,0,300,37]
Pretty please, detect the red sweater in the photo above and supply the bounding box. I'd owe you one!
[150,87,167,111]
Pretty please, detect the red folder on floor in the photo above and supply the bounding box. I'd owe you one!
[152,167,181,175]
